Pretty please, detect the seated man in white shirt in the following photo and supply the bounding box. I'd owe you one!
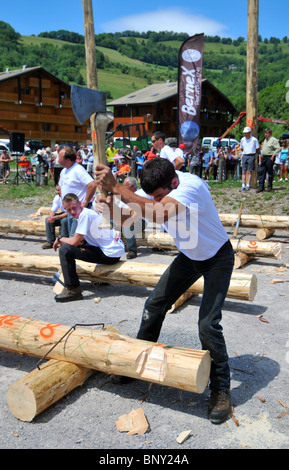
[53,193,125,303]
[95,158,234,425]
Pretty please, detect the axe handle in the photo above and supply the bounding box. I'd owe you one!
[93,113,111,228]
[232,201,244,238]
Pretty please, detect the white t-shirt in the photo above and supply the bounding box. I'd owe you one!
[51,194,65,213]
[76,208,125,258]
[59,163,94,202]
[160,145,178,165]
[162,172,229,261]
[240,136,260,154]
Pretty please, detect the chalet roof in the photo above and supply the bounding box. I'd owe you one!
[108,81,178,106]
[0,66,70,88]
[108,79,237,112]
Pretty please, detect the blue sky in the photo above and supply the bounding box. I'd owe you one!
[2,0,288,40]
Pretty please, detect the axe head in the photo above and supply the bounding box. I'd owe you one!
[71,84,106,124]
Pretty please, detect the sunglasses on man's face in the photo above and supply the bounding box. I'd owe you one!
[151,139,158,143]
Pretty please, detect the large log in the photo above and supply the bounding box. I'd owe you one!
[7,359,94,422]
[6,324,119,422]
[0,219,282,260]
[35,210,289,230]
[0,315,211,394]
[0,250,257,301]
[230,238,282,259]
[0,218,46,236]
[219,213,289,230]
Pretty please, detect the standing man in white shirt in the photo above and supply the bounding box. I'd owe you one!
[239,127,260,191]
[58,146,97,236]
[151,131,184,170]
[95,158,234,425]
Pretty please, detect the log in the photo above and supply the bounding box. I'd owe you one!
[6,324,119,422]
[230,238,282,259]
[7,359,94,422]
[0,218,282,260]
[219,214,289,230]
[0,250,257,301]
[234,253,253,269]
[0,315,211,394]
[256,228,275,240]
[0,218,47,236]
[36,209,289,231]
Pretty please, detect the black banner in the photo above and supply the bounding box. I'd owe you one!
[177,33,204,154]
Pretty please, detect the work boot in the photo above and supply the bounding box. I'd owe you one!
[256,187,264,193]
[55,286,83,303]
[42,242,53,249]
[266,187,272,192]
[126,250,137,259]
[208,388,231,425]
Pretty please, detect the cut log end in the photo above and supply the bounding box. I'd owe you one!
[7,382,37,422]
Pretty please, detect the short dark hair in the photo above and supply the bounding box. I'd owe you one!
[62,193,79,204]
[152,131,166,142]
[140,158,176,194]
[265,128,272,134]
[60,146,77,162]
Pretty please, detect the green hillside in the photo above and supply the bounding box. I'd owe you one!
[1,22,289,139]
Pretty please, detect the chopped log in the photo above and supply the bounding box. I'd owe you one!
[0,315,211,394]
[0,250,257,301]
[234,253,253,269]
[256,228,275,240]
[219,214,289,230]
[7,359,94,422]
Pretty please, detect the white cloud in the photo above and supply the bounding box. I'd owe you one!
[101,7,228,36]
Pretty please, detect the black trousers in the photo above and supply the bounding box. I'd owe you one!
[258,156,274,189]
[59,242,120,289]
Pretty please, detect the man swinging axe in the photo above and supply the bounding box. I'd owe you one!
[95,158,234,425]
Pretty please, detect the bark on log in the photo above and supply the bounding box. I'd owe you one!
[0,250,257,301]
[7,359,94,422]
[0,315,211,394]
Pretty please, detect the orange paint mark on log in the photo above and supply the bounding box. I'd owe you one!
[40,323,62,339]
[0,315,20,327]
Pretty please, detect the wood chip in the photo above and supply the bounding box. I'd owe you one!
[176,430,191,444]
[115,408,149,436]
[257,395,266,403]
[231,407,239,427]
[256,315,269,324]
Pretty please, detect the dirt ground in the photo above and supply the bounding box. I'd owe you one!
[0,192,289,452]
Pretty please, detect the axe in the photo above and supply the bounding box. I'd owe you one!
[71,84,111,226]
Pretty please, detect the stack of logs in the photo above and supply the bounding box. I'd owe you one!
[1,315,211,421]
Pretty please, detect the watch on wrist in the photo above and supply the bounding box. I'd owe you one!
[58,236,63,242]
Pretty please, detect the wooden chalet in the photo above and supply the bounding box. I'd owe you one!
[0,66,88,147]
[108,79,238,142]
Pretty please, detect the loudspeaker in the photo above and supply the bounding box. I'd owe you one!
[9,132,25,153]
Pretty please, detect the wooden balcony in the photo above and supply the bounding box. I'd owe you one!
[0,109,80,125]
[0,91,71,108]
[23,129,89,143]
